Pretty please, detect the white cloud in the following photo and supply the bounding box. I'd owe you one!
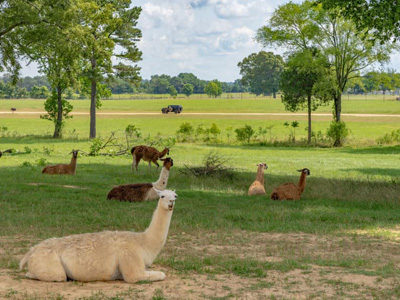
[213,0,250,19]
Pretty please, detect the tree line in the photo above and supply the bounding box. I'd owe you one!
[0,72,248,99]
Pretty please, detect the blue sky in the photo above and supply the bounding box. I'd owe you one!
[21,0,400,82]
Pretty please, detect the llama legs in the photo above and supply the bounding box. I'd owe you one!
[25,250,67,282]
[119,253,165,283]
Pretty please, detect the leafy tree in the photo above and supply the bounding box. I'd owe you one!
[149,75,171,94]
[204,80,222,98]
[280,49,330,143]
[178,73,205,93]
[79,1,142,138]
[256,1,395,146]
[169,85,178,98]
[40,91,74,138]
[19,1,82,138]
[0,0,44,82]
[182,83,194,97]
[238,51,284,98]
[317,0,400,43]
[30,85,51,99]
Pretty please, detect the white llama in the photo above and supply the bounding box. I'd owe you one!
[20,189,177,283]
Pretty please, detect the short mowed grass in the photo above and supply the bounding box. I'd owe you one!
[0,96,400,299]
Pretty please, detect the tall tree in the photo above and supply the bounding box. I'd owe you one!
[280,49,330,143]
[0,0,43,82]
[79,0,142,138]
[317,0,400,43]
[18,0,81,138]
[257,1,394,145]
[204,80,222,98]
[238,51,284,98]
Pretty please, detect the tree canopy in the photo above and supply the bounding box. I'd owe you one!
[317,0,400,43]
[238,51,284,98]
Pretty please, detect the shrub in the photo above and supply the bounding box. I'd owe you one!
[179,151,235,179]
[235,125,255,143]
[326,121,350,147]
[89,138,103,156]
[208,123,221,140]
[36,158,47,167]
[24,146,32,154]
[376,129,400,145]
[176,122,194,142]
[125,124,142,139]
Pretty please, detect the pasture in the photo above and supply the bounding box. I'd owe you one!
[0,96,400,299]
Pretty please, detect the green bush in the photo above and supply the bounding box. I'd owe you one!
[376,129,400,145]
[326,121,350,147]
[235,125,255,143]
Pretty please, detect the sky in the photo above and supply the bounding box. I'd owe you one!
[20,0,400,82]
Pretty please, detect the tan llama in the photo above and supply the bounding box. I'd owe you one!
[42,150,79,175]
[248,163,268,195]
[108,158,173,202]
[20,189,177,283]
[131,145,169,171]
[271,168,310,200]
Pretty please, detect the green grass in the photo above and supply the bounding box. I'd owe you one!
[0,97,400,299]
[1,94,400,113]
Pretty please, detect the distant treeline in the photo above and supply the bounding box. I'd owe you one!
[1,70,399,99]
[0,72,249,99]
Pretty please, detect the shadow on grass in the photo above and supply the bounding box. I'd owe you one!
[339,145,400,155]
[0,163,399,238]
[342,168,400,177]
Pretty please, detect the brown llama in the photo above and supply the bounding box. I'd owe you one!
[270,168,310,201]
[248,163,268,195]
[131,145,169,172]
[42,150,79,175]
[108,158,173,202]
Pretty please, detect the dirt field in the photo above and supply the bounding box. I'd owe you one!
[1,232,399,300]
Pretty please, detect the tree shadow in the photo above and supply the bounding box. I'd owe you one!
[342,168,400,177]
[339,145,400,155]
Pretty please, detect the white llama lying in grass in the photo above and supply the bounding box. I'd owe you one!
[20,189,177,283]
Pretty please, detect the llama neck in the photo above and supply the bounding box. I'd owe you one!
[298,172,307,194]
[159,148,168,158]
[143,203,173,261]
[70,156,77,172]
[255,166,264,184]
[152,167,170,189]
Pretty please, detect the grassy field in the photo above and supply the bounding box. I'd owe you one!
[0,97,399,299]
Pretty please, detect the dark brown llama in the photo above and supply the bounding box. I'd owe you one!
[108,158,174,202]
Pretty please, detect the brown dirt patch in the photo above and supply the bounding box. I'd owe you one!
[1,231,400,299]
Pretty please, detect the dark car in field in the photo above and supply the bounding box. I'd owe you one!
[161,105,183,114]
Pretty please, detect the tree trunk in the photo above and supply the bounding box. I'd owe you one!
[89,58,97,139]
[273,90,276,99]
[53,85,63,138]
[307,94,312,144]
[333,93,342,147]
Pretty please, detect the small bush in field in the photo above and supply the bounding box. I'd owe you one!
[235,125,255,143]
[327,121,350,147]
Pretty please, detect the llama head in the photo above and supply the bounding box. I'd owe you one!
[297,168,310,176]
[155,189,177,211]
[69,149,79,158]
[160,157,174,170]
[257,163,268,170]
